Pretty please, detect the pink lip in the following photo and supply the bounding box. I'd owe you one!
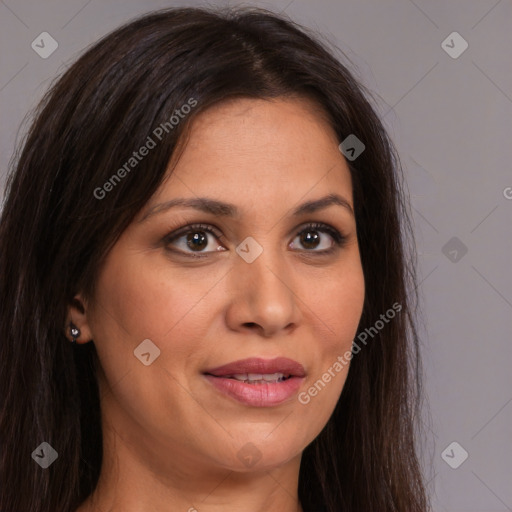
[204,357,306,377]
[203,357,306,407]
[204,375,305,406]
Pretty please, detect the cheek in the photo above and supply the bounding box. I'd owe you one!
[91,250,213,343]
[87,247,226,397]
[86,251,217,438]
[305,260,365,345]
[295,262,364,419]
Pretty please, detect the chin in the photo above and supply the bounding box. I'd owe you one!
[210,434,304,473]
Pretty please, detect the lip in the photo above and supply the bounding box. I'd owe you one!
[203,357,306,407]
[204,357,306,377]
[204,375,304,407]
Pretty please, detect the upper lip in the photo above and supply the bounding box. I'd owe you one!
[204,357,306,377]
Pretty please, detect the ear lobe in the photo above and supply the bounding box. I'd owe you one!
[64,293,93,343]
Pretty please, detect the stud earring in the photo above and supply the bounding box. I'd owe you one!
[70,322,80,344]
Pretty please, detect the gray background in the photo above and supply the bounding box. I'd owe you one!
[1,0,511,510]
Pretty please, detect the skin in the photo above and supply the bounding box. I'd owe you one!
[69,96,365,512]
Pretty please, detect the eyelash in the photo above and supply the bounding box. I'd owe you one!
[163,222,347,258]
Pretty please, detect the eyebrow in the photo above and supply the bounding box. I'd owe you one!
[139,192,354,222]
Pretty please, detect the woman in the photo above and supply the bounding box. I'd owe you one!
[0,6,430,512]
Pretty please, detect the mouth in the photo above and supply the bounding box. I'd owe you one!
[203,357,306,407]
[207,372,293,384]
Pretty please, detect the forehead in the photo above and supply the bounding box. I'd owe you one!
[178,95,339,162]
[150,96,353,213]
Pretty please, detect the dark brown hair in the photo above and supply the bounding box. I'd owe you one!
[0,6,430,512]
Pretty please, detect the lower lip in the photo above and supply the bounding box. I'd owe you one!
[204,375,305,407]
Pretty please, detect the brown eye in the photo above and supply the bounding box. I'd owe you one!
[290,223,346,253]
[164,221,346,258]
[164,223,226,256]
[185,231,208,251]
[299,230,321,250]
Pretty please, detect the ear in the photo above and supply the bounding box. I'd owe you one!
[64,293,94,344]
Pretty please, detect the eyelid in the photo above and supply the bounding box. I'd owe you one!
[294,221,346,247]
[165,222,225,242]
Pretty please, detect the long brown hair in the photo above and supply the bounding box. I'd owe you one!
[0,6,430,511]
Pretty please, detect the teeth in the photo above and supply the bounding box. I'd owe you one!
[262,373,284,381]
[227,372,289,383]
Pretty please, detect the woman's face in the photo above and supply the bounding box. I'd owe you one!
[80,97,365,475]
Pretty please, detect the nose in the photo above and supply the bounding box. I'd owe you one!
[224,246,302,338]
